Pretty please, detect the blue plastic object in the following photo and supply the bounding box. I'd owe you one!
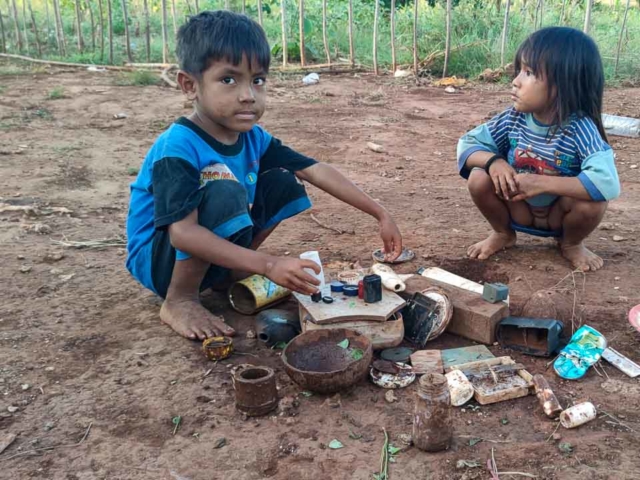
[482,282,509,303]
[510,221,562,238]
[497,317,564,357]
[553,325,607,380]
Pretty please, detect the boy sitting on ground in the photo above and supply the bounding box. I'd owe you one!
[125,11,403,340]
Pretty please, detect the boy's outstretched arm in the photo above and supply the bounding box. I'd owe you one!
[169,210,321,294]
[295,163,403,261]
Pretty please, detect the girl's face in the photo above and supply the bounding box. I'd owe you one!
[511,61,553,123]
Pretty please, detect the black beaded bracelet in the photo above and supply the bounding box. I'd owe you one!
[484,154,506,175]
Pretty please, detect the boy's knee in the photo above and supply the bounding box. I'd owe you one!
[198,180,250,234]
[468,169,493,197]
[562,198,607,220]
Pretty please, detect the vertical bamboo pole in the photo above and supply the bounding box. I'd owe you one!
[412,0,418,76]
[560,0,567,24]
[257,0,263,25]
[298,0,305,66]
[442,0,451,78]
[185,0,193,15]
[9,0,22,52]
[143,0,150,61]
[107,0,113,63]
[538,0,544,28]
[195,0,199,12]
[87,0,95,51]
[53,0,65,55]
[27,0,40,55]
[372,0,379,75]
[583,0,593,34]
[74,0,84,52]
[21,0,29,53]
[390,0,396,73]
[0,8,6,53]
[161,0,168,63]
[280,0,287,67]
[171,0,177,35]
[98,0,104,60]
[44,0,50,38]
[347,0,354,67]
[500,0,511,66]
[224,0,230,9]
[614,0,631,76]
[242,0,245,14]
[321,0,329,64]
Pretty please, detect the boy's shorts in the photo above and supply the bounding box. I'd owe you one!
[150,167,311,298]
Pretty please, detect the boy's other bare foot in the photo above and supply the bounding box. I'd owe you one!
[467,232,516,260]
[160,298,236,340]
[560,243,604,272]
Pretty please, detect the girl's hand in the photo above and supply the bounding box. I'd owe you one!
[265,258,321,295]
[379,214,403,261]
[488,159,519,200]
[510,173,546,201]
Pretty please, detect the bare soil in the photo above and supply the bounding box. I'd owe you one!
[1,66,639,480]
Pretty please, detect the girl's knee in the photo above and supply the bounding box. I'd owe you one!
[467,169,493,197]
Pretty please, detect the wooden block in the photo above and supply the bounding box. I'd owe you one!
[441,345,495,371]
[293,290,405,324]
[300,311,404,350]
[410,350,443,374]
[403,276,509,344]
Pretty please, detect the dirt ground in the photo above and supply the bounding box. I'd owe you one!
[1,66,639,480]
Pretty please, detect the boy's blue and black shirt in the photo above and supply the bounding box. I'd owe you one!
[126,117,316,291]
[457,108,621,207]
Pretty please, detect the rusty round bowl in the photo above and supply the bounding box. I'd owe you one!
[282,329,373,394]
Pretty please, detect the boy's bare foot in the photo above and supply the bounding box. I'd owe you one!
[560,243,604,272]
[467,232,516,260]
[160,298,236,340]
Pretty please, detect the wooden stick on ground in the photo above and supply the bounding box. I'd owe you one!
[0,423,93,461]
[0,52,148,70]
[310,213,354,235]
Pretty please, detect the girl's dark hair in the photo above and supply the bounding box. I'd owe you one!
[514,26,607,141]
[177,11,270,78]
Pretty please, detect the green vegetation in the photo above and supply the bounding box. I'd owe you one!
[115,70,160,86]
[48,86,66,99]
[0,0,638,82]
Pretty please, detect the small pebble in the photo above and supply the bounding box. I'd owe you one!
[21,384,30,391]
[17,255,25,260]
[612,235,625,242]
[385,390,397,403]
[19,265,32,273]
[7,406,18,413]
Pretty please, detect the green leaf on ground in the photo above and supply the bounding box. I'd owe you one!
[388,444,401,455]
[127,167,139,176]
[337,339,349,349]
[328,439,344,449]
[501,418,509,425]
[559,442,573,454]
[272,341,287,350]
[301,391,313,397]
[351,348,364,360]
[468,438,482,447]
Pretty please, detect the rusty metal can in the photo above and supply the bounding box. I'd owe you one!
[202,336,233,361]
[233,365,279,417]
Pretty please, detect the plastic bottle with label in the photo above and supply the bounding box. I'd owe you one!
[299,251,327,295]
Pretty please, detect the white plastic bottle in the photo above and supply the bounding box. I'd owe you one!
[560,402,597,429]
[299,251,327,295]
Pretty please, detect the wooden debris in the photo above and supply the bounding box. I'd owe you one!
[410,350,443,375]
[533,374,563,418]
[367,142,384,153]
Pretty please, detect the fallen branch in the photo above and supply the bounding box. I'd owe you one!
[51,237,126,249]
[310,213,354,235]
[599,410,637,433]
[161,66,178,89]
[1,423,92,461]
[0,53,145,71]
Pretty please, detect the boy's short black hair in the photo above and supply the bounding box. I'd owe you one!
[176,10,271,77]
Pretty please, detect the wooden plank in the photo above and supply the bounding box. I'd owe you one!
[441,345,495,372]
[410,350,443,374]
[300,308,404,350]
[403,276,509,344]
[419,267,509,305]
[293,289,405,325]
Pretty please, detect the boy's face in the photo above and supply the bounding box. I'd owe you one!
[180,55,268,140]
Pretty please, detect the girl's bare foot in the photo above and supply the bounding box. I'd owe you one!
[560,243,604,271]
[467,232,517,260]
[160,298,236,340]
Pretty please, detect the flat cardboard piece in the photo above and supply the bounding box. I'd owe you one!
[442,345,495,371]
[293,290,405,325]
[410,350,444,374]
[450,356,533,405]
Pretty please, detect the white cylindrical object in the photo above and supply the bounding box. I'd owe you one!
[560,402,597,429]
[299,251,327,294]
[371,264,406,292]
[445,370,474,407]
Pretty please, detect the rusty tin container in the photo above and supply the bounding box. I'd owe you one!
[233,365,279,417]
[202,336,234,361]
